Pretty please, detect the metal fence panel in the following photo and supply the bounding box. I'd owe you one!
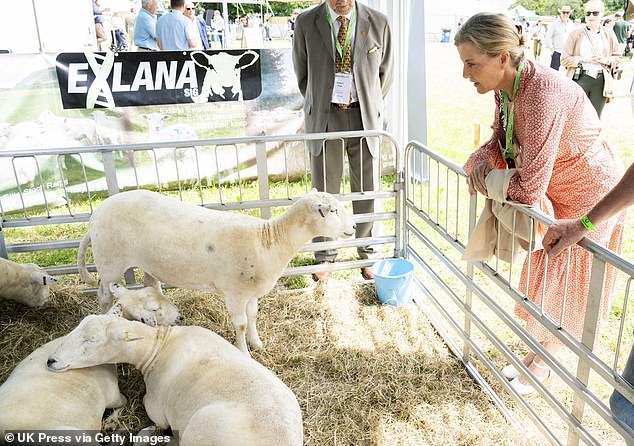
[404,141,634,446]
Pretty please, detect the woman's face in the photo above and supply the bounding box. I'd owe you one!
[457,42,505,95]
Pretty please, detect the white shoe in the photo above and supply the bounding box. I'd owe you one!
[502,364,519,380]
[509,361,552,396]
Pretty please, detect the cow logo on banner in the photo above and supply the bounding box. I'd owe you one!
[55,50,261,109]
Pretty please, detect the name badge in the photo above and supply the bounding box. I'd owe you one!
[332,72,353,104]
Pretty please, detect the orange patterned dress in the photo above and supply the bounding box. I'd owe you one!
[463,60,625,345]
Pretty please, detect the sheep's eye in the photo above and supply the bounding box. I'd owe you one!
[330,209,338,215]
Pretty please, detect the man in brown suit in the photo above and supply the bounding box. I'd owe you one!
[292,0,393,281]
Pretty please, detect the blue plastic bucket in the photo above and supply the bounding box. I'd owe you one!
[371,258,414,306]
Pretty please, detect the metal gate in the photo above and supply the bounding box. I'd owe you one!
[404,141,634,446]
[0,130,401,280]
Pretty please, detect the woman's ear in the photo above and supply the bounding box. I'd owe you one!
[499,51,511,68]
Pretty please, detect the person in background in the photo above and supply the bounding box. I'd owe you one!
[613,12,629,55]
[292,0,394,281]
[530,21,546,61]
[288,9,299,39]
[561,0,621,117]
[156,0,198,51]
[264,14,272,41]
[455,12,624,396]
[125,7,137,47]
[544,5,575,70]
[134,0,160,51]
[211,10,225,47]
[93,0,108,50]
[184,1,208,49]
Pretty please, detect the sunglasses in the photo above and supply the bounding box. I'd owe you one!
[561,11,571,14]
[585,11,601,16]
[185,7,195,10]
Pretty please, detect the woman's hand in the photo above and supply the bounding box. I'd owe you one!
[466,162,493,196]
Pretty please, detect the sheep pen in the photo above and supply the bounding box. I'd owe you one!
[0,273,545,445]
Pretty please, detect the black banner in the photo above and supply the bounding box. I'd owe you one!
[55,49,262,109]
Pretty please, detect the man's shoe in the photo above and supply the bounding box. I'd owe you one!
[312,261,334,282]
[361,266,374,280]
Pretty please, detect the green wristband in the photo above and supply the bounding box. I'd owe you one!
[580,214,595,232]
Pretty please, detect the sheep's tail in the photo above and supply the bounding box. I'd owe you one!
[77,232,97,285]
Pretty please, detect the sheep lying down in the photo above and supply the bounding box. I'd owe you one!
[47,315,304,446]
[78,189,355,355]
[0,336,126,432]
[0,257,56,307]
[107,283,182,327]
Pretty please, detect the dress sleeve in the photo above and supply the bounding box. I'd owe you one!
[463,92,506,175]
[505,80,569,205]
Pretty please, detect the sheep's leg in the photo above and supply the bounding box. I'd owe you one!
[224,296,250,356]
[143,273,162,293]
[97,280,115,313]
[245,297,263,351]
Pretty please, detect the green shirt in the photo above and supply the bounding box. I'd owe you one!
[613,20,628,44]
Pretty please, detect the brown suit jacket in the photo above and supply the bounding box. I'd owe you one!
[292,2,393,157]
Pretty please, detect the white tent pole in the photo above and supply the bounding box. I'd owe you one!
[222,0,229,49]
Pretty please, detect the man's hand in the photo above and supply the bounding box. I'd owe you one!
[542,218,588,257]
[466,162,493,196]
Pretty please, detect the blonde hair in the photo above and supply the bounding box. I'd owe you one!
[454,12,525,67]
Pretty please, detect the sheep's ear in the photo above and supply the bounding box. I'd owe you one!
[29,271,57,285]
[313,202,332,218]
[109,283,122,296]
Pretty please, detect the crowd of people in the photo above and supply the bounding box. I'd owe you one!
[92,0,303,52]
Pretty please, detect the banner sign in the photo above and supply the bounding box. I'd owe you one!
[55,49,262,109]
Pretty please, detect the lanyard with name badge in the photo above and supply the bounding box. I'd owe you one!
[326,7,356,104]
[325,6,355,65]
[500,60,524,167]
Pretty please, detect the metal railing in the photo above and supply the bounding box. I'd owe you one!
[0,130,401,279]
[404,140,634,446]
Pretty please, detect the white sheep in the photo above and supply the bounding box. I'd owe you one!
[77,189,355,354]
[0,257,57,307]
[47,315,303,446]
[0,336,125,431]
[106,283,183,327]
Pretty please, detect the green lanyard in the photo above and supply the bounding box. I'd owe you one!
[501,60,525,161]
[325,6,355,63]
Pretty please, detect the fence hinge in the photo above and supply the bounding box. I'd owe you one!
[393,170,405,191]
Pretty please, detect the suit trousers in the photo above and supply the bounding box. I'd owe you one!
[311,106,379,262]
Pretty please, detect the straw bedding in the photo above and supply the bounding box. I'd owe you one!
[0,274,538,445]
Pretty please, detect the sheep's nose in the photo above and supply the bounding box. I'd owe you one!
[352,223,357,230]
[46,357,56,367]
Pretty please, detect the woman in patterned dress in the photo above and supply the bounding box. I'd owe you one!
[454,12,625,395]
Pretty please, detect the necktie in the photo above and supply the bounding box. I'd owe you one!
[335,15,352,107]
[335,16,351,73]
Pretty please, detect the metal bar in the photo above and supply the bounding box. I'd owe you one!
[255,140,270,219]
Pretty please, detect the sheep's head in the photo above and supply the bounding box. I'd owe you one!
[46,314,142,372]
[306,191,356,239]
[107,284,182,326]
[2,267,56,307]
